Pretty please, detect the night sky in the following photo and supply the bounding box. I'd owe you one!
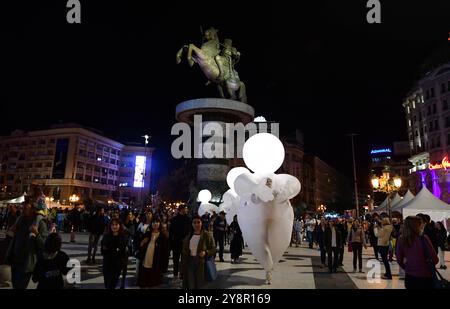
[1,1,450,191]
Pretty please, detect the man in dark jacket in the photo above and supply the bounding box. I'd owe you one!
[169,205,191,278]
[6,198,48,289]
[86,207,106,264]
[417,213,439,254]
[336,219,347,266]
[324,219,342,273]
[213,211,227,262]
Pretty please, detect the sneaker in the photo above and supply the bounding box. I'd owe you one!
[381,275,392,280]
[359,270,364,273]
[353,268,357,273]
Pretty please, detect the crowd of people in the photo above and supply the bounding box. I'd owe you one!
[293,212,449,288]
[1,188,449,289]
[0,190,246,289]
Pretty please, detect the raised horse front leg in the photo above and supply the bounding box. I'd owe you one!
[187,44,204,67]
[176,45,188,64]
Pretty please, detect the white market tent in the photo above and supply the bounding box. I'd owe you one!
[400,187,450,223]
[373,196,390,213]
[373,193,402,213]
[391,190,415,212]
[0,193,26,205]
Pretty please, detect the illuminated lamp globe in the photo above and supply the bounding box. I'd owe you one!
[197,189,212,203]
[393,177,402,188]
[226,167,249,192]
[243,133,285,174]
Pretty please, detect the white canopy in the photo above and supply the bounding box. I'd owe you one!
[391,190,415,212]
[0,194,25,204]
[373,193,402,213]
[373,196,390,213]
[400,187,450,223]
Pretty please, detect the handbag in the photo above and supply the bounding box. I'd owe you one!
[204,256,218,282]
[348,242,353,252]
[420,236,450,289]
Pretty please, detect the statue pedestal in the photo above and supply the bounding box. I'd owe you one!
[175,98,254,209]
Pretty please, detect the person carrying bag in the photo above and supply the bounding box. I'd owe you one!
[420,236,450,289]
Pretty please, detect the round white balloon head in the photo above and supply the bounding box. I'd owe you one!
[197,189,212,203]
[226,167,249,191]
[243,133,285,174]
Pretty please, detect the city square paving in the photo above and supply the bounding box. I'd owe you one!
[2,232,449,289]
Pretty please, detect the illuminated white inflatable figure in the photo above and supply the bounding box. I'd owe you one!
[219,167,249,223]
[231,133,301,284]
[197,189,219,216]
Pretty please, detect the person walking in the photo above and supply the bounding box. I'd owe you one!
[348,220,367,273]
[324,219,342,273]
[137,217,169,288]
[229,215,243,263]
[375,217,393,280]
[213,211,227,262]
[181,215,216,289]
[101,218,128,289]
[436,222,448,270]
[86,207,106,264]
[317,218,327,268]
[396,216,439,289]
[169,205,191,279]
[5,197,48,289]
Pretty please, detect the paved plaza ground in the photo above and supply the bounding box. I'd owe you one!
[1,232,449,289]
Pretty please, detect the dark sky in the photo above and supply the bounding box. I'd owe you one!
[1,1,450,190]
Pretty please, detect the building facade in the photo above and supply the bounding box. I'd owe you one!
[0,124,154,205]
[403,62,450,202]
[303,155,352,212]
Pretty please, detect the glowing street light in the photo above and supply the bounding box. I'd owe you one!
[69,194,80,205]
[318,204,326,213]
[371,169,402,218]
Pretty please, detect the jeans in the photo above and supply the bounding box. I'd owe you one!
[11,264,32,289]
[319,245,327,265]
[327,247,339,272]
[186,256,201,289]
[307,231,313,248]
[378,245,391,277]
[339,245,344,264]
[352,242,363,270]
[438,247,446,267]
[214,233,224,260]
[103,264,121,289]
[172,243,182,277]
[87,233,101,260]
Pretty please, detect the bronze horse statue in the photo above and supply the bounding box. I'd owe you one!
[176,28,247,103]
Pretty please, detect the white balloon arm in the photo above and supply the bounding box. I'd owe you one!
[234,172,257,197]
[273,175,301,202]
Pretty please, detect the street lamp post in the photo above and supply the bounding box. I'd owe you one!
[349,134,360,218]
[371,169,402,219]
[140,134,151,207]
